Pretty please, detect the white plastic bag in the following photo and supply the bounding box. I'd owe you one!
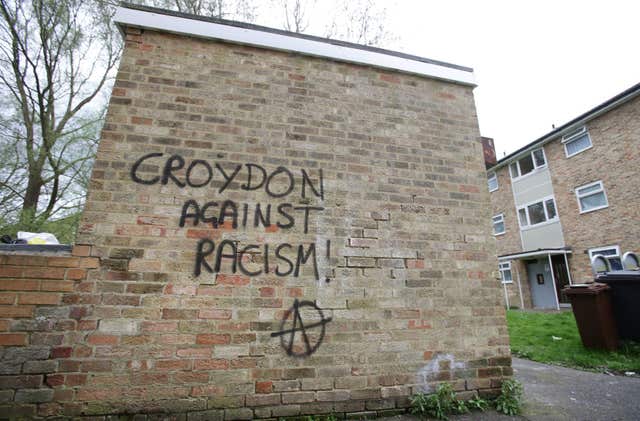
[17,231,60,245]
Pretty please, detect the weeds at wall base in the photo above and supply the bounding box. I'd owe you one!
[410,379,523,420]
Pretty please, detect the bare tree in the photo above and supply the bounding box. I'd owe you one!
[146,0,256,21]
[324,0,393,46]
[279,0,314,33]
[0,0,120,231]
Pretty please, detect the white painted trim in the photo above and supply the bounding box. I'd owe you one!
[487,172,498,192]
[114,6,476,86]
[509,147,547,182]
[516,264,525,308]
[492,213,505,236]
[517,195,559,230]
[563,129,593,158]
[548,253,560,311]
[497,249,571,261]
[575,180,609,214]
[563,253,573,285]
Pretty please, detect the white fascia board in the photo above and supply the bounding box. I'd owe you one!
[114,6,476,87]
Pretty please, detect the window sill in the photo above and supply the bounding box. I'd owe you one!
[565,144,592,158]
[494,232,506,237]
[579,205,609,215]
[519,218,560,231]
[511,166,547,183]
[501,281,514,285]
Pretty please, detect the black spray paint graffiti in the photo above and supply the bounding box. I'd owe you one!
[130,153,324,199]
[270,299,332,358]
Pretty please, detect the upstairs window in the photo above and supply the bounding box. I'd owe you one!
[589,246,623,271]
[487,172,498,192]
[576,181,608,213]
[563,126,592,158]
[499,262,513,284]
[492,214,505,235]
[517,196,558,229]
[509,148,546,180]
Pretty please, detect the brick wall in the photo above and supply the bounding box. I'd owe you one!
[546,95,640,282]
[0,246,98,417]
[490,166,522,256]
[1,22,510,418]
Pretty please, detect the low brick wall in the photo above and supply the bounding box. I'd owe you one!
[0,246,99,417]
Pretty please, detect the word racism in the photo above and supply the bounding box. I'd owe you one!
[130,153,328,279]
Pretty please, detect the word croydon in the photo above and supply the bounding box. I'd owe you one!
[130,153,327,280]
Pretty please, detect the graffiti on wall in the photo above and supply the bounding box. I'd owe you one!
[270,299,332,357]
[130,153,330,280]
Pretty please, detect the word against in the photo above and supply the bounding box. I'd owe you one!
[129,153,329,280]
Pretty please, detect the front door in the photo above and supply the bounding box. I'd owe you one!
[552,254,571,304]
[526,258,557,309]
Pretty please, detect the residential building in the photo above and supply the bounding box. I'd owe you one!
[485,82,640,309]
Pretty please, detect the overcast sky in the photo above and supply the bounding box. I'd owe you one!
[382,0,640,157]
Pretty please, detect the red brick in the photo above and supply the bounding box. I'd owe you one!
[23,267,66,279]
[65,373,87,386]
[65,268,87,280]
[164,284,196,295]
[287,287,303,297]
[259,287,275,297]
[51,347,73,358]
[79,258,100,269]
[186,228,221,240]
[216,274,249,286]
[406,259,425,269]
[72,245,91,257]
[47,256,80,267]
[46,374,65,387]
[131,116,152,125]
[380,73,400,83]
[0,279,39,291]
[0,333,27,345]
[0,266,22,278]
[136,215,168,226]
[255,381,273,394]
[0,305,34,318]
[408,320,432,329]
[18,292,60,305]
[0,320,10,331]
[264,225,279,233]
[40,280,75,292]
[0,292,16,304]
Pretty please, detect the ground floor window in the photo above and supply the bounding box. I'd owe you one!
[499,262,513,284]
[588,245,623,271]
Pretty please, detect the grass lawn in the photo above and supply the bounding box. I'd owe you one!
[507,310,640,373]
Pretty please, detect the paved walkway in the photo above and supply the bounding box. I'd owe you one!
[380,357,640,420]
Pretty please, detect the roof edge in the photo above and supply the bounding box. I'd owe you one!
[489,81,640,171]
[114,3,476,86]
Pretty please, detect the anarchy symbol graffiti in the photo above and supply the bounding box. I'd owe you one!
[270,299,332,357]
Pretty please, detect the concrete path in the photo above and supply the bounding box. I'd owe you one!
[380,357,640,420]
[513,357,640,420]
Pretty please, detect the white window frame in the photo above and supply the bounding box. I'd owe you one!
[499,262,513,284]
[575,180,609,214]
[516,195,559,231]
[487,172,498,192]
[509,148,547,181]
[562,126,593,158]
[492,213,505,236]
[588,245,622,271]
